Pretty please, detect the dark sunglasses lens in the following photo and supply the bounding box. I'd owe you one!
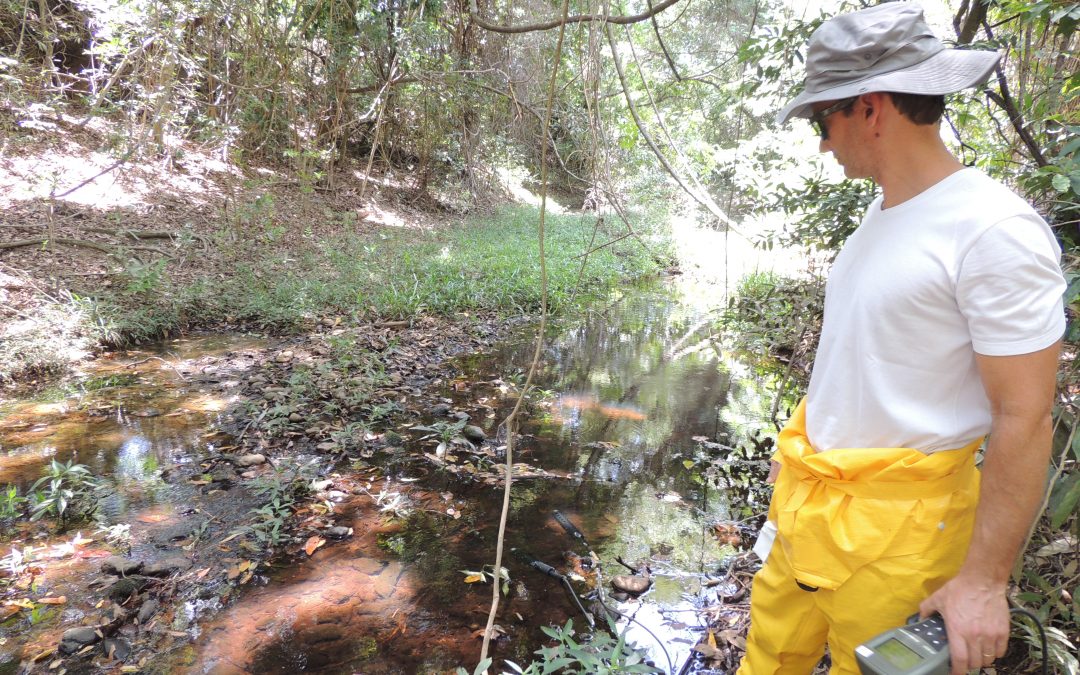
[812,119,827,140]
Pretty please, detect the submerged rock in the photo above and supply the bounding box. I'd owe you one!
[611,575,652,595]
[143,556,193,577]
[429,403,451,416]
[326,526,353,540]
[101,557,143,577]
[102,637,131,660]
[108,577,149,603]
[462,425,486,444]
[59,626,101,655]
[136,599,160,624]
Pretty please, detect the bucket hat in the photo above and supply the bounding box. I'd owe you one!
[776,2,1000,125]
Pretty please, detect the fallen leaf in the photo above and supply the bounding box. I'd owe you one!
[195,568,211,580]
[3,599,35,609]
[693,643,722,659]
[463,574,485,584]
[304,536,326,556]
[38,596,66,605]
[226,565,241,580]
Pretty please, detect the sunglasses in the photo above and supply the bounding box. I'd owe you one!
[808,97,858,140]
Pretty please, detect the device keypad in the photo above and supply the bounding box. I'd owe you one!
[906,616,948,652]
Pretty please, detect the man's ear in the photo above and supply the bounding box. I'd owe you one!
[861,92,886,126]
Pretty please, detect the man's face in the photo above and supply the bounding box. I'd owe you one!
[810,98,870,179]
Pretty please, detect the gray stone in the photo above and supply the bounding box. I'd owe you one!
[453,412,470,422]
[59,626,101,655]
[152,521,194,546]
[108,577,149,603]
[234,453,266,467]
[429,403,451,416]
[325,526,352,540]
[102,637,131,660]
[101,557,143,577]
[143,556,193,577]
[462,425,486,444]
[136,599,160,624]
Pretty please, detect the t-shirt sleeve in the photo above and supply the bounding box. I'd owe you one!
[957,214,1066,356]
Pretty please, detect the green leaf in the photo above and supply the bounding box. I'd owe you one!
[1052,173,1071,193]
[682,459,695,470]
[1048,472,1080,529]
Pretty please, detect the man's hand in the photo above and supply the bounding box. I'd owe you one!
[919,573,1009,674]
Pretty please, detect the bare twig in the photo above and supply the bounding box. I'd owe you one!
[470,0,682,34]
[478,0,568,665]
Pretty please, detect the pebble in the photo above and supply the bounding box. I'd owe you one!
[102,637,131,660]
[611,575,652,594]
[59,626,101,655]
[326,526,353,539]
[429,403,451,416]
[142,556,193,577]
[107,577,149,603]
[462,425,486,444]
[136,599,160,624]
[101,556,144,577]
[234,453,266,467]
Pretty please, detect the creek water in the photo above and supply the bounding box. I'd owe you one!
[0,279,784,674]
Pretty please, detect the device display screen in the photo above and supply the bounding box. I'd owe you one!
[877,638,924,668]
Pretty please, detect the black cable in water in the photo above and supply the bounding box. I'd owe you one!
[1009,606,1048,675]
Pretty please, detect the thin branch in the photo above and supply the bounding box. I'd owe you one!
[469,0,682,34]
[605,22,744,234]
[646,0,682,80]
[478,0,568,664]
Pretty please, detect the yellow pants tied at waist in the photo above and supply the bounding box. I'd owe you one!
[739,400,982,675]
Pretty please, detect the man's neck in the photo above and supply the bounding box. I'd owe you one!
[875,131,965,209]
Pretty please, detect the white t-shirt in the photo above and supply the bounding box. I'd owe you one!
[806,168,1066,453]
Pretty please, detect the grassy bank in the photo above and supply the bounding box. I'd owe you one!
[1,204,671,387]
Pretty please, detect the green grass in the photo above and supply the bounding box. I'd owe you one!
[173,204,667,331]
[204,204,669,324]
[1,205,670,386]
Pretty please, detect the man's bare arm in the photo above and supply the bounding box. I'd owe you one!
[920,339,1060,674]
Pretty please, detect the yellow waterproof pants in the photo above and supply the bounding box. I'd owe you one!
[737,400,982,675]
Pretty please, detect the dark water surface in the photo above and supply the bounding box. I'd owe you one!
[1,281,782,674]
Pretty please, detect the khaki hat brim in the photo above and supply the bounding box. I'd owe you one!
[776,48,1000,126]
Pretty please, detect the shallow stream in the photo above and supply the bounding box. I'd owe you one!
[0,279,785,674]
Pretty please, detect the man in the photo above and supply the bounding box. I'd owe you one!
[738,4,1066,674]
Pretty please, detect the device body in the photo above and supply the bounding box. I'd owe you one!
[855,614,949,675]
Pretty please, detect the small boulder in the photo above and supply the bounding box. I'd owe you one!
[59,626,101,655]
[143,556,193,577]
[136,599,160,624]
[102,637,131,660]
[101,557,143,577]
[108,577,149,603]
[462,425,486,444]
[326,526,353,540]
[234,454,266,467]
[611,575,652,595]
[429,403,451,416]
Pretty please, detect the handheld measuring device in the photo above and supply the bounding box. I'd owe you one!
[855,614,949,675]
